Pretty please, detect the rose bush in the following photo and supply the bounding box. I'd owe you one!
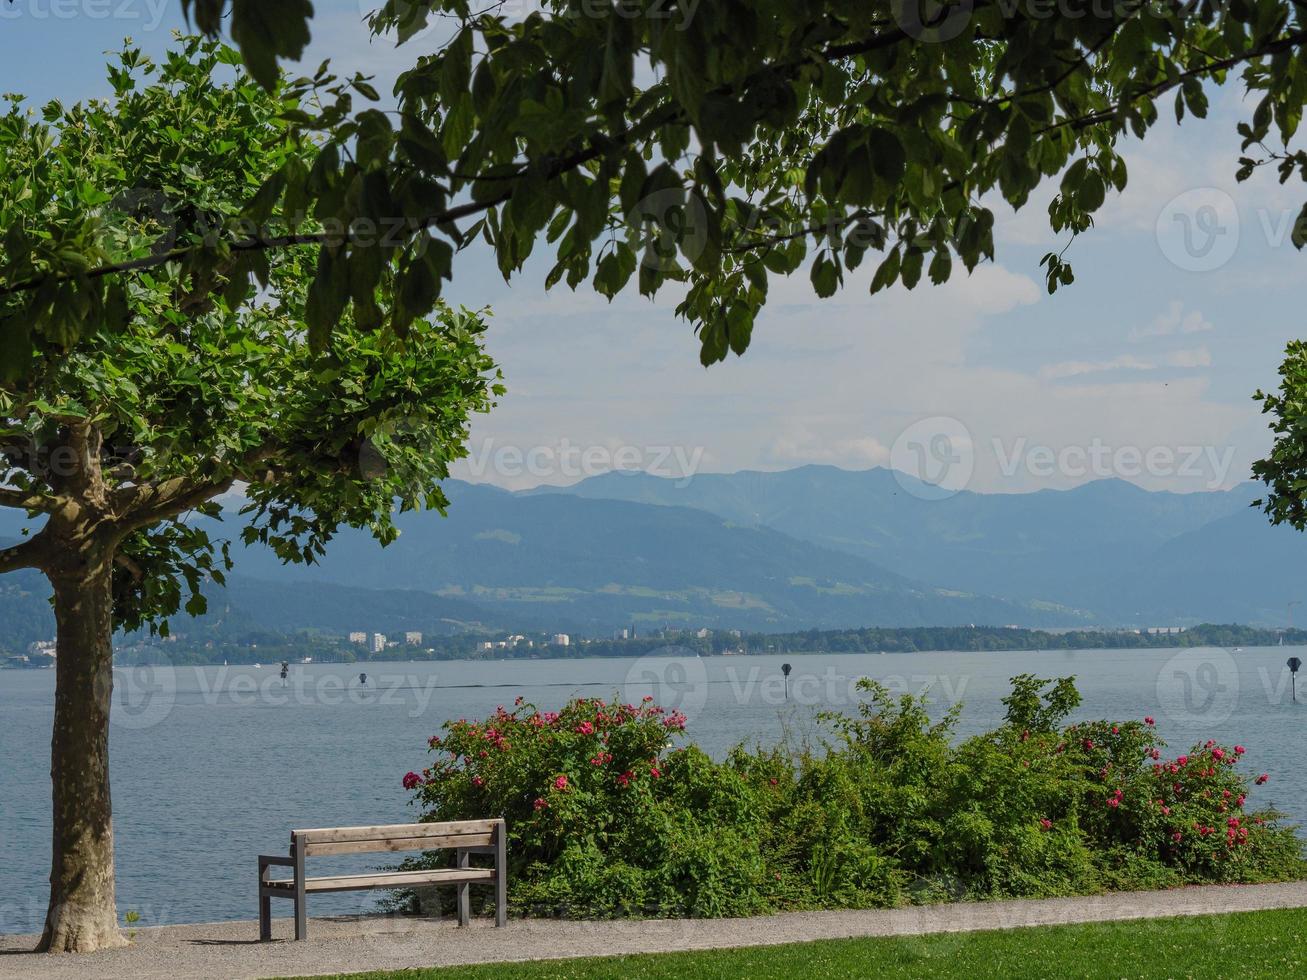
[396,676,1303,919]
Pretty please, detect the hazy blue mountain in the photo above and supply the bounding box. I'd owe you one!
[192,577,499,637]
[536,467,1290,621]
[5,467,1307,636]
[0,568,54,650]
[1101,511,1307,625]
[213,482,1085,632]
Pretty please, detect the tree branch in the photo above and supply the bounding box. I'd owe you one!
[114,552,145,582]
[0,485,58,512]
[0,15,930,301]
[0,533,50,574]
[119,474,235,530]
[116,443,278,529]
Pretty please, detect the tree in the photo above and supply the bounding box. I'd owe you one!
[0,40,500,953]
[1253,342,1307,525]
[7,2,1307,370]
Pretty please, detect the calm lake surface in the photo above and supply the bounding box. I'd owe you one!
[2,646,1305,935]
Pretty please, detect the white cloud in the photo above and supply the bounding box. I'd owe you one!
[1132,300,1214,341]
[1038,355,1156,381]
[1165,346,1213,369]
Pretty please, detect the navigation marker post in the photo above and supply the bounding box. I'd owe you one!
[1289,657,1302,704]
[782,663,792,701]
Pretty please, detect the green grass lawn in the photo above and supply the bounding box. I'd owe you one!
[315,908,1307,980]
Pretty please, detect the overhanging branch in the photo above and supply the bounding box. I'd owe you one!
[0,15,1302,299]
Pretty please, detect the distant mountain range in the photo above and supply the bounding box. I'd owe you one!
[215,481,1078,633]
[2,466,1306,644]
[534,467,1298,624]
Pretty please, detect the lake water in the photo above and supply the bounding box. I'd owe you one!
[2,646,1305,936]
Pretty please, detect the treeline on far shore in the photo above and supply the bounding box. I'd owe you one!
[568,623,1307,659]
[96,622,1307,668]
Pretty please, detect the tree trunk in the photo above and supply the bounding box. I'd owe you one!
[37,555,127,953]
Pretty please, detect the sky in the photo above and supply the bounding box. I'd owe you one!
[1,1,1302,494]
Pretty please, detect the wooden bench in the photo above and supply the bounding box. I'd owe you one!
[257,818,507,940]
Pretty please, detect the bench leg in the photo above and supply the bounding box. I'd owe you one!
[258,856,276,941]
[293,845,307,940]
[259,893,271,942]
[456,850,470,927]
[494,823,507,927]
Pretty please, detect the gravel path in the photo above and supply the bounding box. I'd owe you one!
[4,881,1306,980]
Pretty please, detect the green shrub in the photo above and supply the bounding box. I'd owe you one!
[397,677,1304,919]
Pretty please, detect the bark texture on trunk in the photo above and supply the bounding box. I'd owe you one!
[37,554,127,953]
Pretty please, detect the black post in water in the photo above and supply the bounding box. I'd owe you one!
[1289,657,1302,703]
[782,663,792,701]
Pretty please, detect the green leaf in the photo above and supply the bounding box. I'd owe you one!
[229,0,313,90]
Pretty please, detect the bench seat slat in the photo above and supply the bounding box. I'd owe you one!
[264,868,495,893]
[302,831,494,857]
[293,820,496,845]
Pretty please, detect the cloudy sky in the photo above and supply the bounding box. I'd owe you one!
[2,1,1300,493]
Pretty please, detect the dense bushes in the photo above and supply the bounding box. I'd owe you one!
[399,675,1304,918]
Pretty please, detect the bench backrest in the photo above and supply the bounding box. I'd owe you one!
[291,819,502,857]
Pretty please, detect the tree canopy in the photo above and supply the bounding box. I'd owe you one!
[7,1,1307,375]
[0,37,501,633]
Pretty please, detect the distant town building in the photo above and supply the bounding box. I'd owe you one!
[479,641,494,651]
[552,633,571,647]
[349,631,367,645]
[405,631,423,646]
[695,628,712,639]
[614,628,629,640]
[1147,626,1187,635]
[369,632,387,654]
[28,640,56,659]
